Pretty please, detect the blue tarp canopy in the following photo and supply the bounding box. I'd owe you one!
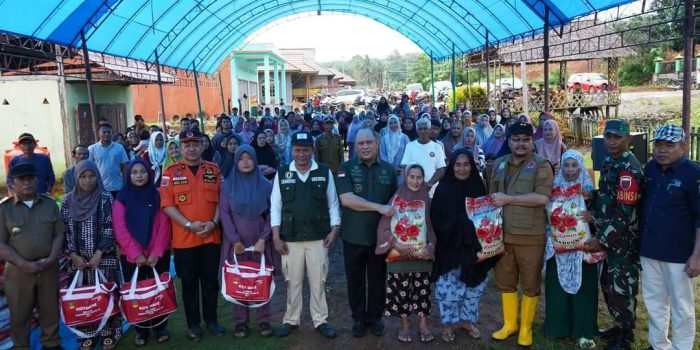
[0,0,637,73]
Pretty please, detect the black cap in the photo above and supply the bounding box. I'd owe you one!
[18,133,35,143]
[178,129,203,142]
[508,122,534,137]
[290,131,314,147]
[8,163,37,178]
[323,116,335,123]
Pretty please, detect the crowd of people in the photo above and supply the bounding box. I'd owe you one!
[1,99,698,350]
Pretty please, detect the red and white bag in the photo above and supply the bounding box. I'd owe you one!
[466,195,506,262]
[221,247,275,307]
[119,266,177,325]
[60,268,119,338]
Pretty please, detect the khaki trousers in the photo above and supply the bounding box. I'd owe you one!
[281,240,329,327]
[494,242,544,297]
[5,262,60,349]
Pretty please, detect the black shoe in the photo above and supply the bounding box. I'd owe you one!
[604,330,633,350]
[368,321,385,336]
[206,323,225,337]
[603,341,631,350]
[276,323,298,338]
[351,321,367,337]
[42,347,64,350]
[598,326,622,340]
[316,323,337,339]
[185,326,203,341]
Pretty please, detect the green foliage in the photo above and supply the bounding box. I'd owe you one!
[446,85,487,110]
[619,48,662,86]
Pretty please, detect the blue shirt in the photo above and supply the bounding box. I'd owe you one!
[8,153,55,194]
[88,141,128,191]
[640,157,700,263]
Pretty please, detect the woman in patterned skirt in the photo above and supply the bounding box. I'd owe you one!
[376,164,436,343]
[62,160,122,350]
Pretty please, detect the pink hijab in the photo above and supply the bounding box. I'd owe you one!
[534,119,562,166]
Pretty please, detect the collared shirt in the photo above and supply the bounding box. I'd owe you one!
[336,157,397,246]
[270,160,341,227]
[88,141,128,191]
[160,160,222,249]
[314,133,344,173]
[640,157,700,263]
[0,194,63,261]
[8,153,55,194]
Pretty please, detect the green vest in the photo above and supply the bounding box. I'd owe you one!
[279,164,331,242]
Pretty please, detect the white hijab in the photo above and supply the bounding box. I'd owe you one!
[147,131,166,184]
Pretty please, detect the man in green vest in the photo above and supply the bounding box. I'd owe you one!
[271,130,341,339]
[488,122,554,347]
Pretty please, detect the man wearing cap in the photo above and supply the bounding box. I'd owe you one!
[7,133,55,196]
[271,131,341,339]
[314,117,344,175]
[590,119,645,350]
[88,123,128,198]
[160,129,225,341]
[0,163,64,350]
[639,125,699,350]
[488,122,553,347]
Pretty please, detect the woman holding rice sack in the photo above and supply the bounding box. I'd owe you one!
[375,164,436,343]
[543,150,603,349]
[430,149,498,342]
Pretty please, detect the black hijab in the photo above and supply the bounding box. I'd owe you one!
[430,149,493,286]
[201,134,215,162]
[116,159,159,250]
[220,134,243,178]
[250,130,277,168]
[402,117,418,141]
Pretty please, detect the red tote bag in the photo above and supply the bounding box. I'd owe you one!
[119,266,177,324]
[60,268,119,338]
[221,247,275,308]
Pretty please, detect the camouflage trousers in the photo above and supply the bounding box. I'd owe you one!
[600,253,639,329]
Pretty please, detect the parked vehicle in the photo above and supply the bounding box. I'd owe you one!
[405,83,431,104]
[567,73,609,93]
[334,89,365,106]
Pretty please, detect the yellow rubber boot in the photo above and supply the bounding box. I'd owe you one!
[517,295,539,347]
[491,292,519,340]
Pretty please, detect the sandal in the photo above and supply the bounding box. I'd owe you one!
[441,329,456,342]
[156,330,170,343]
[463,323,481,339]
[134,333,148,347]
[420,330,434,343]
[79,338,94,350]
[398,329,412,343]
[259,322,273,338]
[102,337,116,350]
[233,323,249,339]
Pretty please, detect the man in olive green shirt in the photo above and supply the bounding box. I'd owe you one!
[314,117,344,174]
[337,127,397,337]
[0,163,64,350]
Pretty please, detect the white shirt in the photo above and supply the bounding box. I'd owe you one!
[400,140,447,182]
[270,160,341,227]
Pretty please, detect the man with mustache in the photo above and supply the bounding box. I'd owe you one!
[488,122,554,347]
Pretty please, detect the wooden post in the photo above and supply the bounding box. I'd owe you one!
[543,7,550,112]
[451,45,457,111]
[155,50,167,132]
[218,71,226,114]
[682,0,694,154]
[485,31,490,98]
[430,53,435,104]
[80,31,98,141]
[192,61,204,128]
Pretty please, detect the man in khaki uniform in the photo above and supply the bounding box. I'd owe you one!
[0,163,65,349]
[488,122,553,347]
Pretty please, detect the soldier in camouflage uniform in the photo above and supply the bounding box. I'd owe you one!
[589,119,645,350]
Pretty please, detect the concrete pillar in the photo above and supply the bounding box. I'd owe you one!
[230,54,239,113]
[521,62,528,114]
[274,60,280,105]
[281,64,287,106]
[264,55,271,106]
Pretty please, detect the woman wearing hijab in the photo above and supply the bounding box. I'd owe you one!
[534,111,553,140]
[441,120,463,160]
[543,150,600,349]
[220,145,277,339]
[162,139,182,170]
[238,120,255,144]
[431,149,496,342]
[347,114,363,159]
[217,134,243,178]
[142,131,167,186]
[376,164,436,343]
[380,115,410,182]
[474,115,493,146]
[310,120,323,138]
[535,119,566,173]
[499,108,512,126]
[377,96,391,116]
[455,127,486,172]
[274,119,292,167]
[439,119,451,140]
[61,161,122,350]
[201,134,216,162]
[402,117,418,141]
[482,124,507,161]
[114,159,172,346]
[250,130,277,179]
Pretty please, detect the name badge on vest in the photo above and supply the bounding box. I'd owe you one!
[311,176,326,182]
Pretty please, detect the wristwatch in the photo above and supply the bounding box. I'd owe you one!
[332,225,340,231]
[184,221,192,231]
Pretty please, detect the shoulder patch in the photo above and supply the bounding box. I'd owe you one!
[616,169,639,205]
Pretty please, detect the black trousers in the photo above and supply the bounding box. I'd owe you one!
[120,251,171,335]
[343,240,387,324]
[173,244,221,327]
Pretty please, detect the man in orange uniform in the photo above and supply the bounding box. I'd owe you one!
[160,129,225,341]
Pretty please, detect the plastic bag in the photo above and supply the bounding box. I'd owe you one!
[546,183,591,253]
[466,195,505,262]
[387,195,427,262]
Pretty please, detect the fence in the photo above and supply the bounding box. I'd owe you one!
[462,91,621,117]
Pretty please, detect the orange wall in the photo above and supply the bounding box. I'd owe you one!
[131,57,232,123]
